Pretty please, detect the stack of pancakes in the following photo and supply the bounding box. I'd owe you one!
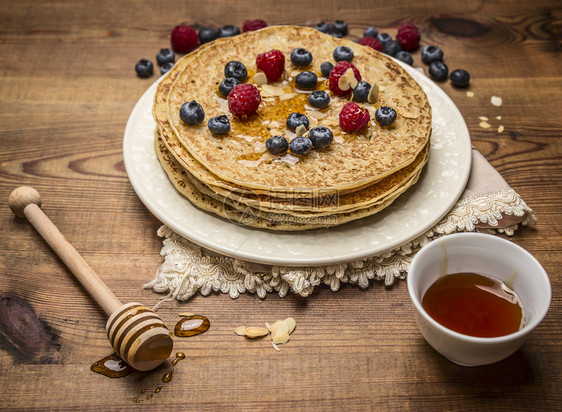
[153,25,431,231]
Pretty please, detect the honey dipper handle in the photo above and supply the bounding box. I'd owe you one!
[9,187,122,316]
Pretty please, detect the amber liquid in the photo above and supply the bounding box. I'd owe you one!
[422,272,524,338]
[174,315,210,337]
[90,352,135,378]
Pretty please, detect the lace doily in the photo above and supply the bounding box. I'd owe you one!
[144,188,535,301]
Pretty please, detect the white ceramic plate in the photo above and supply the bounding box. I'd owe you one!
[123,64,472,267]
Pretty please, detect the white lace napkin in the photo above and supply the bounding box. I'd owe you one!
[144,148,535,301]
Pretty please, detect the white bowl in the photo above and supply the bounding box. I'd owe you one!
[407,232,551,366]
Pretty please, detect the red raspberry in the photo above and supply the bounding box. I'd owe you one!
[329,61,361,96]
[243,19,268,32]
[228,83,261,117]
[396,22,420,52]
[357,36,382,51]
[256,49,285,82]
[171,24,198,53]
[339,102,370,133]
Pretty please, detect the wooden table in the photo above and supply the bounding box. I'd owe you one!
[1,0,560,410]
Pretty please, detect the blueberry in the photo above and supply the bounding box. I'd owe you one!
[428,61,449,81]
[375,106,397,126]
[331,20,348,36]
[160,61,174,75]
[449,69,470,87]
[207,115,230,134]
[320,61,334,77]
[395,51,413,66]
[308,90,330,109]
[286,112,309,132]
[224,61,247,82]
[217,25,240,38]
[199,27,218,44]
[333,46,354,62]
[308,127,334,150]
[156,48,175,66]
[329,30,343,38]
[295,71,317,89]
[179,100,205,125]
[353,81,371,103]
[376,33,392,45]
[135,59,153,78]
[289,136,313,156]
[421,45,444,64]
[265,135,289,155]
[364,27,379,38]
[219,77,241,97]
[315,21,330,33]
[290,48,313,66]
[382,40,402,57]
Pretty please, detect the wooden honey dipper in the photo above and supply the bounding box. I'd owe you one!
[9,186,173,371]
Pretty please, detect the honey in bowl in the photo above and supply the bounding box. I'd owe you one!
[422,272,524,338]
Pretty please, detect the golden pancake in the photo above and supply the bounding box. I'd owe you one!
[165,25,431,193]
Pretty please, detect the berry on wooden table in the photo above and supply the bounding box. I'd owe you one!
[171,24,198,53]
[357,36,382,51]
[198,27,217,44]
[156,48,175,66]
[421,45,444,64]
[217,25,241,38]
[135,59,153,78]
[449,69,470,87]
[243,19,268,32]
[396,22,420,51]
[428,61,449,81]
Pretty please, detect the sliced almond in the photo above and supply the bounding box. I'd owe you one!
[306,109,327,120]
[234,326,247,336]
[178,312,194,317]
[479,116,489,121]
[338,68,358,91]
[244,327,269,338]
[280,93,296,101]
[269,320,289,335]
[272,331,290,344]
[367,82,379,104]
[272,342,280,351]
[498,125,504,133]
[253,72,268,86]
[262,84,284,96]
[479,121,491,129]
[284,317,296,334]
[295,124,307,136]
[491,96,503,106]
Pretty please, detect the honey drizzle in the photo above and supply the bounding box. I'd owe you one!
[90,352,135,378]
[174,315,210,337]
